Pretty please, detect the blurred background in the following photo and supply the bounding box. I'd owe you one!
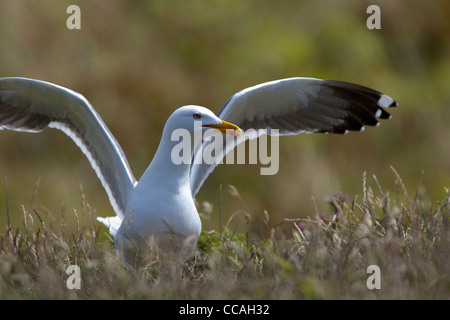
[0,0,449,235]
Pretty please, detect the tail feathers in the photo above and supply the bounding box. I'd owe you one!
[97,216,122,239]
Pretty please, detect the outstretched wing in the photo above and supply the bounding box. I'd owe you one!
[0,77,136,218]
[190,77,397,196]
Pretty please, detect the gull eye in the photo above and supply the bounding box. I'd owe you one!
[193,113,202,119]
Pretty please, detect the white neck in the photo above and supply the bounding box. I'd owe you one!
[137,126,193,192]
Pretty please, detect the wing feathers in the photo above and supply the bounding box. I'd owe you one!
[0,77,397,211]
[0,103,51,132]
[190,77,397,196]
[0,77,136,218]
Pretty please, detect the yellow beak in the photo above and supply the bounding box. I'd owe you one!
[203,120,242,137]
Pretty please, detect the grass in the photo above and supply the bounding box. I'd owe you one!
[0,167,449,299]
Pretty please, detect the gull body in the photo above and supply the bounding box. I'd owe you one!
[114,106,232,261]
[0,77,397,263]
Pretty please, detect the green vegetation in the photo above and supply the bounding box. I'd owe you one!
[1,1,449,225]
[0,169,448,299]
[0,1,449,299]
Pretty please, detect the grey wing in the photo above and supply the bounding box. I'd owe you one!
[0,77,137,218]
[189,77,397,197]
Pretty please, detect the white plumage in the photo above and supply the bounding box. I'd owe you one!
[0,77,397,263]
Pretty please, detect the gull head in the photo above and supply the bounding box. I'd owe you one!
[166,105,242,137]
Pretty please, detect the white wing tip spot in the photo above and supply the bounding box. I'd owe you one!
[378,94,395,108]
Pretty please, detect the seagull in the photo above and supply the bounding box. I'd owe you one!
[0,77,397,262]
